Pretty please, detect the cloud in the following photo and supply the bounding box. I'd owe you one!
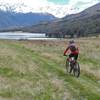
[0,0,100,18]
[0,0,73,17]
[68,0,100,12]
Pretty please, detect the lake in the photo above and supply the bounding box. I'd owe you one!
[0,32,57,40]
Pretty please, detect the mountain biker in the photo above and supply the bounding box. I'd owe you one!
[63,40,79,62]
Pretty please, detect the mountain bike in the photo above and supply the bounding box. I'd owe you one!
[65,55,80,77]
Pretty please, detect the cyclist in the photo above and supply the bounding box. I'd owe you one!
[63,40,79,62]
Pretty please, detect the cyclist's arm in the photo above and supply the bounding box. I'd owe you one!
[77,47,79,53]
[64,47,69,56]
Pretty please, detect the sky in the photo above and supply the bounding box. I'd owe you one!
[0,0,100,18]
[48,0,69,5]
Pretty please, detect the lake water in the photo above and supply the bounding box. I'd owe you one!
[0,32,57,40]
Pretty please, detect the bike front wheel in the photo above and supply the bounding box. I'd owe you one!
[73,62,80,77]
[66,61,71,73]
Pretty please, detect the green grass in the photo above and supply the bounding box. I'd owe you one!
[0,38,99,100]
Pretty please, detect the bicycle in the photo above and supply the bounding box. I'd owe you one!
[65,55,80,77]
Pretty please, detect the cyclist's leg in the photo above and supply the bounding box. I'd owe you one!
[69,53,73,60]
[74,54,78,61]
[73,54,80,77]
[69,54,74,73]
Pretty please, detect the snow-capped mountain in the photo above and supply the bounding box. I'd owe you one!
[0,0,99,30]
[0,0,57,30]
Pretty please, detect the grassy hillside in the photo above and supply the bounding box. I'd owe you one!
[0,38,100,100]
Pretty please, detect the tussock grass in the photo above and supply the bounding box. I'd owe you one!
[0,38,100,100]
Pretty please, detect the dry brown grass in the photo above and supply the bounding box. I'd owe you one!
[0,37,100,100]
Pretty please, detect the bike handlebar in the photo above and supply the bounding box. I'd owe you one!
[63,55,68,57]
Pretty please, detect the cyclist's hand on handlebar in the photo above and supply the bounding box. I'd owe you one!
[63,54,67,56]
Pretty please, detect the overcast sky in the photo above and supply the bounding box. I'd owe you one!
[0,0,100,17]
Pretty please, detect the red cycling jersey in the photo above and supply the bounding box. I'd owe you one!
[64,44,79,55]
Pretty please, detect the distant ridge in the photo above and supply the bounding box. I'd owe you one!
[0,11,56,30]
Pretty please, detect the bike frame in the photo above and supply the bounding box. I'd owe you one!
[64,55,80,77]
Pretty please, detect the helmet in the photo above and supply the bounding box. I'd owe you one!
[69,40,75,44]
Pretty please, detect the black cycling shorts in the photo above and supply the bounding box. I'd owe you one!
[69,53,78,60]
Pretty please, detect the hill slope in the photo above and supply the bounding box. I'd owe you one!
[0,38,100,99]
[22,3,100,37]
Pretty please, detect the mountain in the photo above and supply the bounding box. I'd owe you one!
[0,10,56,30]
[0,1,57,31]
[62,2,100,21]
[22,3,100,37]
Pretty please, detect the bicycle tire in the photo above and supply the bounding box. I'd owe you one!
[73,62,80,77]
[66,61,71,73]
